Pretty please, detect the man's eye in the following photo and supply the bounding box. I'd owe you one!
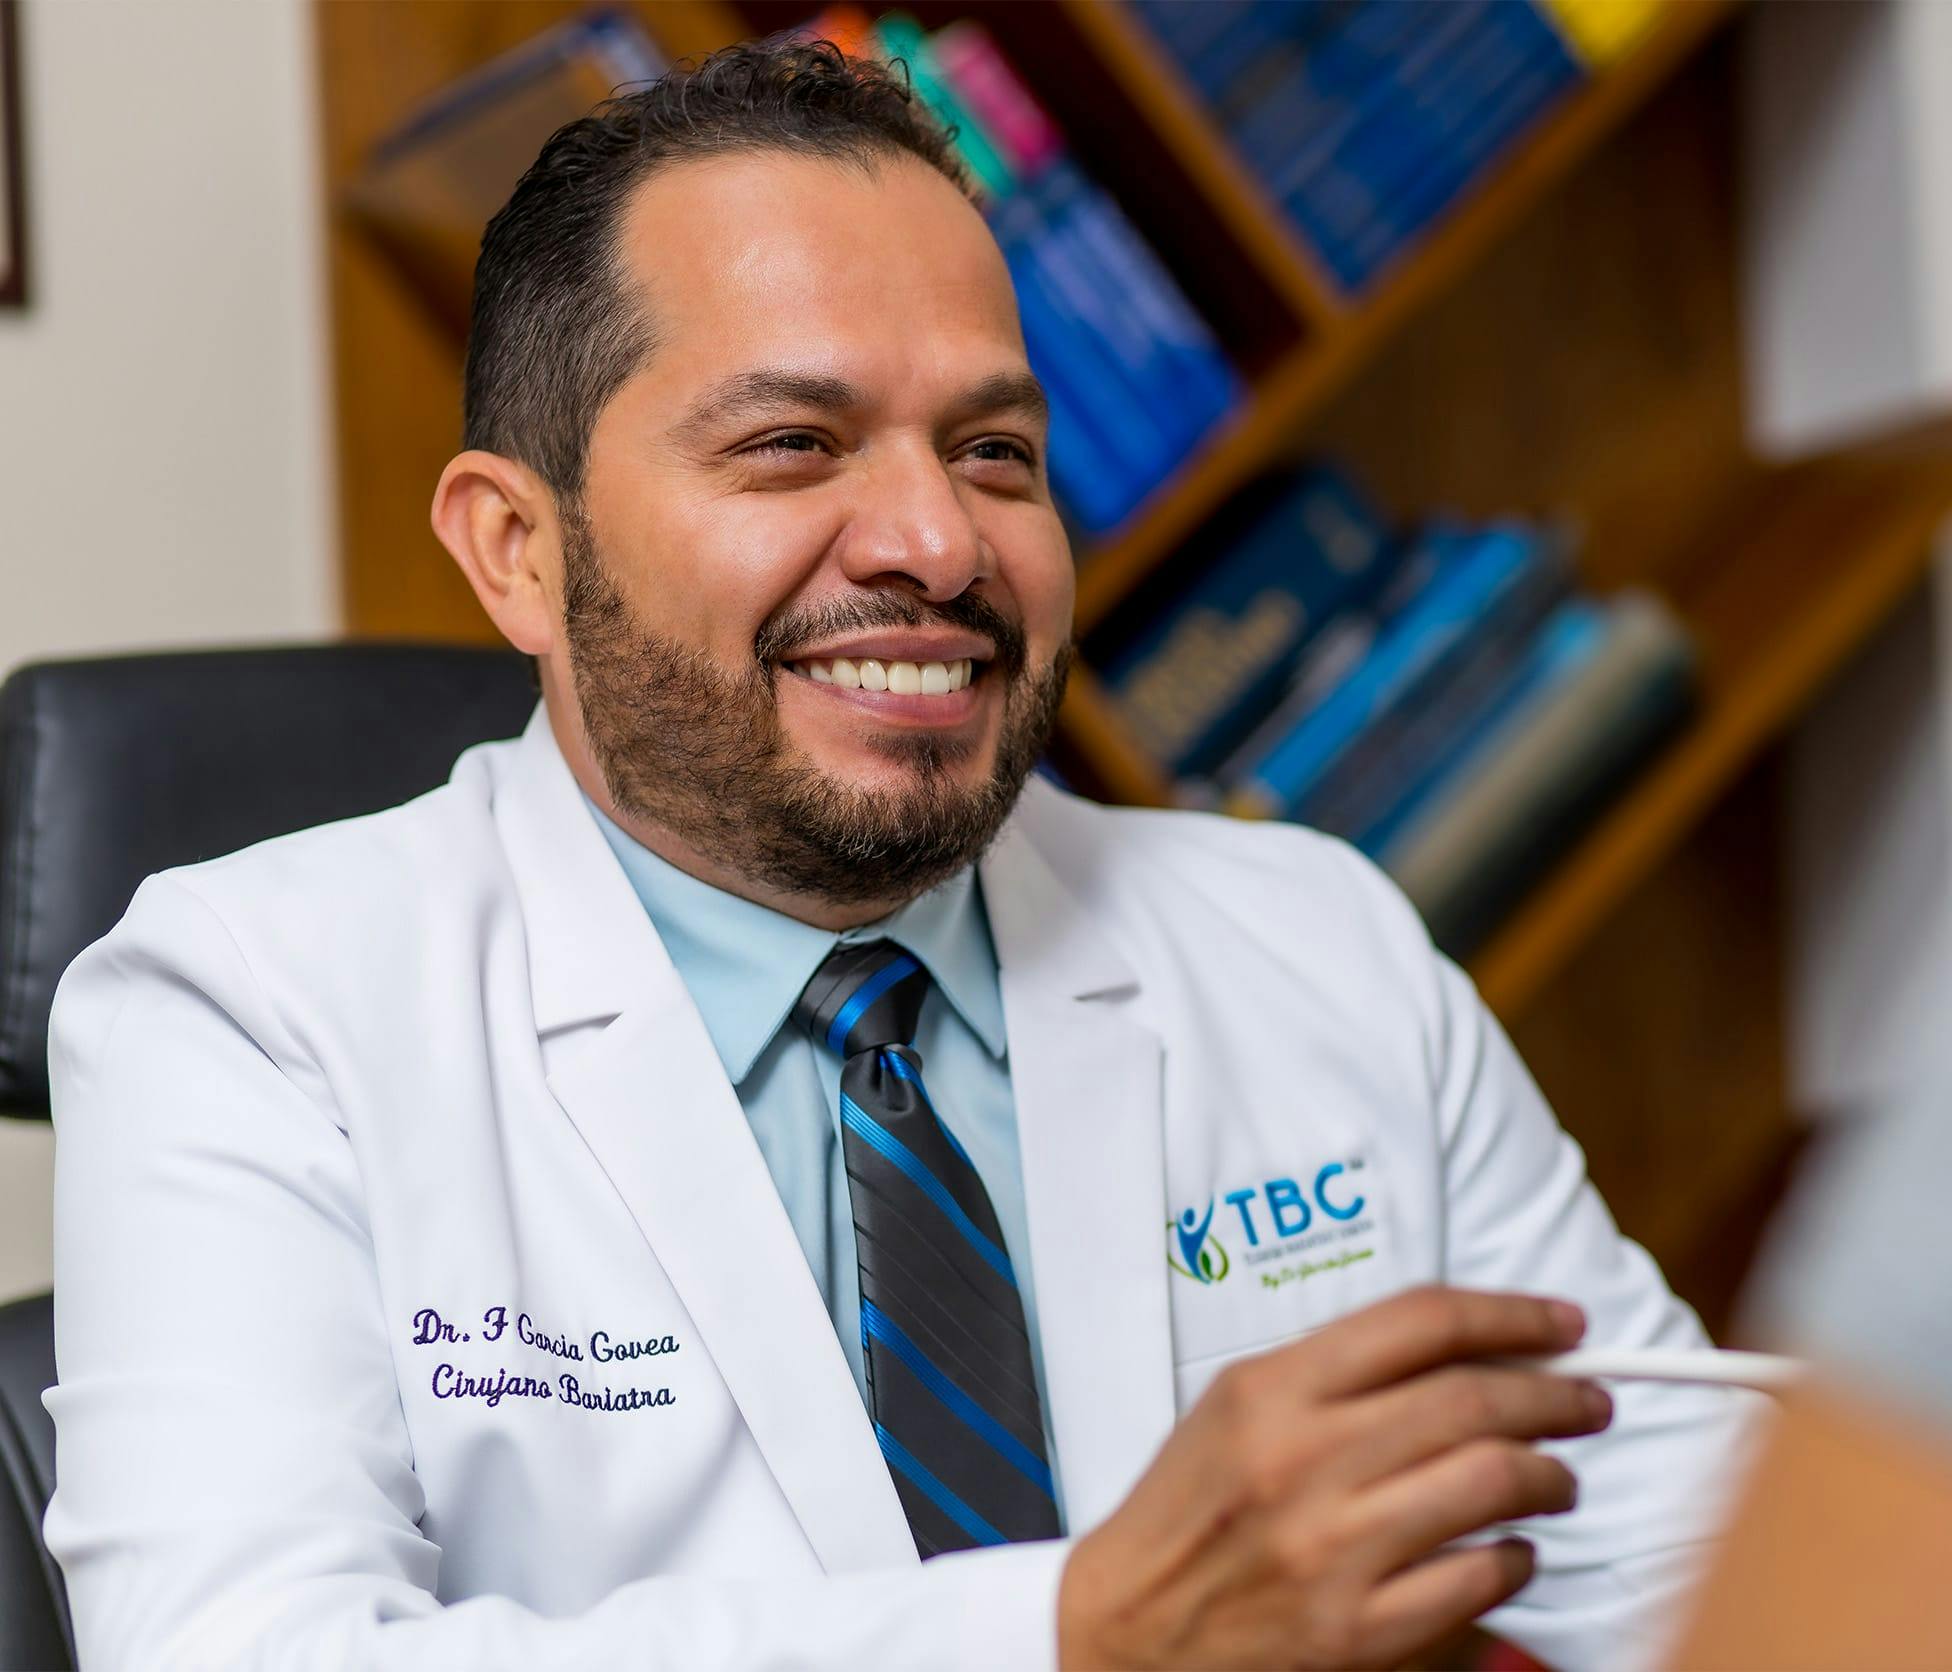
[966,439,1034,466]
[747,433,826,457]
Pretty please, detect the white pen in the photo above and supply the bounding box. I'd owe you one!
[1500,1347,1806,1392]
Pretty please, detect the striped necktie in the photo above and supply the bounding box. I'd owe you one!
[794,939,1061,1555]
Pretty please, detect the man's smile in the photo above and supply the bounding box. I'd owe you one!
[777,654,990,727]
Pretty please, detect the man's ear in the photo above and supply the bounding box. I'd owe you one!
[430,450,562,656]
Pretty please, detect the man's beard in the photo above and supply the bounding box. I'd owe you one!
[560,513,1071,908]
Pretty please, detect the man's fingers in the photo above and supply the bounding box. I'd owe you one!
[1318,1366,1612,1490]
[1271,1287,1586,1401]
[1355,1538,1538,1667]
[1343,1438,1578,1578]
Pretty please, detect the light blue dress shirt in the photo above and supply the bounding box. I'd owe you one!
[584,796,1065,1527]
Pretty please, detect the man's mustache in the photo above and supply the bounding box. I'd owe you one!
[754,589,1030,677]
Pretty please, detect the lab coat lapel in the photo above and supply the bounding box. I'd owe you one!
[494,709,916,1572]
[981,794,1177,1534]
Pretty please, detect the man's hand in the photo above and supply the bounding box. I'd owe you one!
[1056,1286,1610,1670]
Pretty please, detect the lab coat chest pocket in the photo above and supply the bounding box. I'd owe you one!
[1165,1147,1400,1415]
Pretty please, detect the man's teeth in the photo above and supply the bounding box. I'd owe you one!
[796,657,974,694]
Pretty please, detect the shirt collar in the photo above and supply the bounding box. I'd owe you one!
[582,793,1007,1082]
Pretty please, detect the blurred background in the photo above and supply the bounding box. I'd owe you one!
[5,0,1952,1383]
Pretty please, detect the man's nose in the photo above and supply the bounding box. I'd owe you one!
[834,443,995,601]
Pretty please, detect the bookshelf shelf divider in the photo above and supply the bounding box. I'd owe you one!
[1070,0,1741,636]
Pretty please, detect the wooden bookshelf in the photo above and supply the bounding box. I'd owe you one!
[1473,448,1952,1017]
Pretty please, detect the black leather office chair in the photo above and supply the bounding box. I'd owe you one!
[0,645,537,1669]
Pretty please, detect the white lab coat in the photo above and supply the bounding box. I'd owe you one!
[43,706,1758,1671]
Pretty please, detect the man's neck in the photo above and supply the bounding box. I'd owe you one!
[542,686,912,932]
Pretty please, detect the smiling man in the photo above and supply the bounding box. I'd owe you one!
[45,36,1758,1672]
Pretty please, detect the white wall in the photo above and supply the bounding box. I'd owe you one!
[1789,544,1952,1116]
[1744,0,1952,456]
[0,0,336,1302]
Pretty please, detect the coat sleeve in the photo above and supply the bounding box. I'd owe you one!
[43,875,1068,1672]
[1330,847,1769,1672]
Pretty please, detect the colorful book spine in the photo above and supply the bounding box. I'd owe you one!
[932,22,1066,176]
[1349,589,1601,855]
[999,260,1140,535]
[1537,0,1665,66]
[1290,534,1574,837]
[1275,3,1494,286]
[1136,0,1589,293]
[1332,8,1578,286]
[989,191,1176,525]
[1233,4,1433,198]
[1028,159,1240,455]
[1200,523,1462,798]
[871,14,1015,197]
[1380,590,1695,956]
[1101,468,1393,777]
[1224,522,1552,818]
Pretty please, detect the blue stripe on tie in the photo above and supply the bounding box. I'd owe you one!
[880,1049,977,1171]
[827,953,921,1056]
[862,1299,1055,1498]
[840,1093,1016,1284]
[874,1424,1006,1547]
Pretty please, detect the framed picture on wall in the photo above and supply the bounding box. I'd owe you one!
[1,0,24,308]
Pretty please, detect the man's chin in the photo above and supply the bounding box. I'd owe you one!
[782,719,997,795]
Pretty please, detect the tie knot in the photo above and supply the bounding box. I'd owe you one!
[794,939,930,1059]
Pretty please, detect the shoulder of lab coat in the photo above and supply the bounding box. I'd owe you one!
[44,737,1068,1671]
[1009,781,1769,1672]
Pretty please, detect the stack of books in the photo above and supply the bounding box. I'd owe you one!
[1094,464,1697,956]
[1127,0,1623,293]
[808,8,1244,536]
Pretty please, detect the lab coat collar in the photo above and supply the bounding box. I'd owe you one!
[979,790,1179,1531]
[493,704,650,1036]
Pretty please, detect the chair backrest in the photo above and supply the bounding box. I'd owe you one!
[0,644,538,1669]
[0,1292,66,1669]
[0,644,538,1116]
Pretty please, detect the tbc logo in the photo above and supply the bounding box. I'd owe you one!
[1167,1200,1232,1284]
[1169,1163,1369,1284]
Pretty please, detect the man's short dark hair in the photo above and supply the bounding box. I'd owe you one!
[462,34,974,509]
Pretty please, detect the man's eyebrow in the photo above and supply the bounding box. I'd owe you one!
[953,370,1049,429]
[670,366,1050,445]
[671,369,861,445]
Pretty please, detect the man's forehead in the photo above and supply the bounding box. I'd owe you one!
[615,149,1015,339]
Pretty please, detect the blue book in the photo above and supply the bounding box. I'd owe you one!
[1231,3,1429,189]
[1280,3,1491,284]
[1033,161,1242,450]
[1275,4,1490,285]
[1340,7,1580,279]
[1355,597,1608,856]
[1127,0,1246,79]
[1312,6,1525,284]
[1100,467,1393,777]
[1000,264,1141,533]
[1010,185,1187,477]
[1228,522,1552,816]
[990,193,1171,525]
[1028,161,1237,459]
[1202,520,1464,797]
[1179,4,1328,111]
[1293,538,1575,837]
[1378,593,1695,954]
